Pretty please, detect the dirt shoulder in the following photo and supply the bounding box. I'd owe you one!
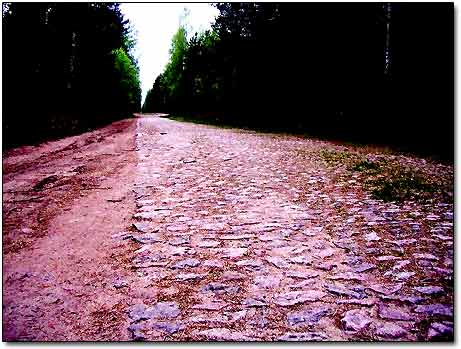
[3,118,138,340]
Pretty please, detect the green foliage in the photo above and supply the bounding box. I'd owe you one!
[141,3,453,159]
[347,157,450,203]
[367,169,436,202]
[320,149,358,166]
[350,159,382,172]
[113,47,141,112]
[3,2,141,147]
[143,25,224,113]
[163,26,188,99]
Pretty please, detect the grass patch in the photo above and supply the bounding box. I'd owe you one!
[319,149,359,166]
[350,159,382,172]
[347,157,450,203]
[367,169,436,202]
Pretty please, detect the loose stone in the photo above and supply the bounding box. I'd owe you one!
[194,328,252,341]
[341,309,372,332]
[221,271,246,281]
[377,255,401,262]
[324,283,365,299]
[365,232,380,242]
[243,297,267,307]
[427,322,453,340]
[127,304,151,322]
[265,256,289,268]
[375,322,408,339]
[131,233,162,244]
[414,286,444,295]
[414,304,453,317]
[287,306,331,326]
[221,248,248,258]
[236,259,265,270]
[202,282,240,294]
[253,275,281,289]
[392,260,411,270]
[127,323,147,341]
[149,302,181,319]
[353,263,376,273]
[175,273,206,281]
[169,236,190,246]
[134,212,161,220]
[393,271,416,281]
[113,278,128,289]
[258,234,279,241]
[132,222,156,233]
[317,248,335,259]
[136,199,155,208]
[170,258,200,269]
[289,256,313,265]
[203,260,224,268]
[170,247,193,256]
[413,253,439,261]
[112,231,134,240]
[378,304,411,321]
[316,262,336,271]
[274,290,325,306]
[286,270,319,279]
[218,234,254,240]
[336,299,375,307]
[151,321,183,334]
[380,294,425,304]
[368,283,403,295]
[188,315,227,324]
[433,235,451,241]
[328,272,364,281]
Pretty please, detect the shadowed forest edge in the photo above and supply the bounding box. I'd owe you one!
[3,3,454,160]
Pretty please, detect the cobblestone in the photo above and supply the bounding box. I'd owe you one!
[122,116,453,341]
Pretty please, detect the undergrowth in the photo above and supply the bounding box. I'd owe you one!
[318,149,451,203]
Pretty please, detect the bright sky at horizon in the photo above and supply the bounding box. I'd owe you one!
[120,4,219,105]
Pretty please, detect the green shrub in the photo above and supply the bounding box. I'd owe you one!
[350,159,381,172]
[367,169,436,202]
[320,149,357,166]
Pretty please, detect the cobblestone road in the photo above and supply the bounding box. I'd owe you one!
[119,116,453,341]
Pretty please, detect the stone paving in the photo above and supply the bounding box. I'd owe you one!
[118,116,453,341]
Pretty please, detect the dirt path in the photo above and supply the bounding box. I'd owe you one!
[3,119,138,340]
[2,116,453,341]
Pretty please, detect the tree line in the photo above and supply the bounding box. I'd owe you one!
[143,3,453,159]
[3,3,141,148]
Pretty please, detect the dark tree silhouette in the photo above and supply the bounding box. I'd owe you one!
[143,3,453,158]
[3,3,141,148]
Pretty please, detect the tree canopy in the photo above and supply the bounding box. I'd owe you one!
[143,3,453,158]
[3,2,141,148]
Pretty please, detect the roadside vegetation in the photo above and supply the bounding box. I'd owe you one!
[317,150,453,203]
[143,3,453,160]
[3,3,141,148]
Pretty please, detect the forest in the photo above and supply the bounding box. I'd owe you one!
[3,3,453,159]
[143,3,453,159]
[3,3,141,148]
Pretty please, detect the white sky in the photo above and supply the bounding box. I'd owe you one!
[120,3,219,104]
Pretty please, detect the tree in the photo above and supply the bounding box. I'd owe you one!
[163,26,188,109]
[3,3,141,147]
[143,3,453,158]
